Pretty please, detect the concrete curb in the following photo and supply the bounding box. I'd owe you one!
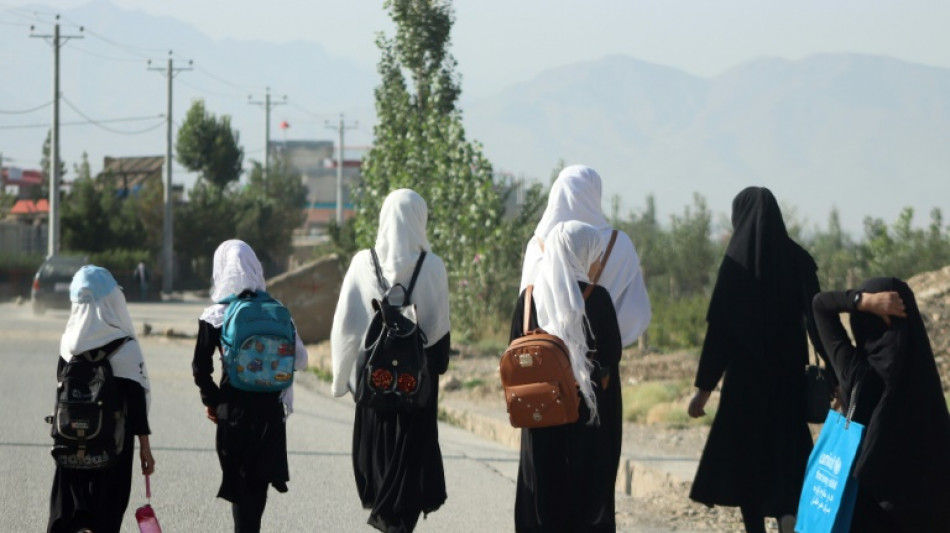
[303,346,696,499]
[438,399,693,499]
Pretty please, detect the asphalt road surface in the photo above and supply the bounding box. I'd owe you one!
[0,300,521,532]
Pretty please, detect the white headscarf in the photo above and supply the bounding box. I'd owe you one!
[200,239,267,328]
[199,239,308,414]
[533,221,603,423]
[521,164,652,346]
[330,189,451,397]
[59,265,150,410]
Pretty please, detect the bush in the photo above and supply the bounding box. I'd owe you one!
[621,381,683,422]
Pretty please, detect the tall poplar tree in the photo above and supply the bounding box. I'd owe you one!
[356,0,515,338]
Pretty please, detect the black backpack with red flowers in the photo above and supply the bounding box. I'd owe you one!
[354,250,430,412]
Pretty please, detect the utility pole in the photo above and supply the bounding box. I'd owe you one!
[248,88,286,182]
[148,51,191,294]
[325,114,358,225]
[31,16,82,258]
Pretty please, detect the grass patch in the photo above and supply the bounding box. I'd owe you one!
[621,381,682,423]
[646,401,716,427]
[621,380,716,426]
[462,378,486,389]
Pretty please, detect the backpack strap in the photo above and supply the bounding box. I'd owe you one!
[80,336,132,363]
[523,280,598,336]
[369,249,389,293]
[369,249,427,305]
[582,229,619,299]
[402,252,427,305]
[523,285,535,336]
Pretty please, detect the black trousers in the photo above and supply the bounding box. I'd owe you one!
[231,480,269,533]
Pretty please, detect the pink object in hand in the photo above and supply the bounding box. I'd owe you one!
[135,475,163,533]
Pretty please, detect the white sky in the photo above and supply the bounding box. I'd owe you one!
[3,0,949,234]
[6,0,950,98]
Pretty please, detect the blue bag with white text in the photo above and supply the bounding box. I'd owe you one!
[795,400,865,532]
[219,290,296,392]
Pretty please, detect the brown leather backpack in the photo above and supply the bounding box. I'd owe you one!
[500,230,617,429]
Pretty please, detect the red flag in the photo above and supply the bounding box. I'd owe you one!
[279,121,290,129]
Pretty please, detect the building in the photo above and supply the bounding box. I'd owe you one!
[1,166,43,200]
[269,140,363,236]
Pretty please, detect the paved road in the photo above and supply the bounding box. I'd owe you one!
[0,300,522,532]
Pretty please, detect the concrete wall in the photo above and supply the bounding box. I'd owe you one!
[267,254,344,344]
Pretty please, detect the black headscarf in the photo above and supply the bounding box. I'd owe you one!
[706,187,816,354]
[846,277,950,531]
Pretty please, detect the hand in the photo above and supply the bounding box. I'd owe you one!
[138,435,155,476]
[831,385,843,412]
[857,291,907,326]
[688,389,712,418]
[206,405,218,424]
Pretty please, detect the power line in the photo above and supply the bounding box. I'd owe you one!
[290,102,336,120]
[59,17,165,58]
[1,5,55,24]
[177,78,246,100]
[61,95,165,134]
[193,65,266,92]
[0,114,166,131]
[68,44,144,63]
[0,18,31,27]
[0,101,52,114]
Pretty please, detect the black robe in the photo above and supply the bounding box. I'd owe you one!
[690,187,828,517]
[511,282,623,533]
[192,320,290,503]
[353,332,451,533]
[812,278,950,532]
[48,351,151,533]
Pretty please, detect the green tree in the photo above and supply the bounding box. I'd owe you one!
[62,165,157,256]
[354,0,507,340]
[236,158,308,269]
[808,208,859,290]
[176,99,244,191]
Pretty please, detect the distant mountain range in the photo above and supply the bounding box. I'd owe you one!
[3,2,948,234]
[465,54,950,234]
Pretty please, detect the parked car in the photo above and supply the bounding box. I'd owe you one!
[31,256,87,315]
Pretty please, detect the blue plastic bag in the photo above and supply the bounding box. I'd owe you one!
[795,409,865,533]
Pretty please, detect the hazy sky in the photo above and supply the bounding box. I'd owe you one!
[3,0,950,234]
[6,0,950,98]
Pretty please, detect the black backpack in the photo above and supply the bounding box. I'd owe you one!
[354,250,430,412]
[46,337,129,470]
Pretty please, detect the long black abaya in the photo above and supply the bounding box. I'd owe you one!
[192,321,290,509]
[511,282,623,533]
[812,278,950,532]
[689,187,828,520]
[353,333,450,533]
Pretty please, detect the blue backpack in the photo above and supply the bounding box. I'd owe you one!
[219,291,296,392]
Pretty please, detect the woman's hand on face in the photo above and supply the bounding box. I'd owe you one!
[858,291,907,326]
[688,389,712,418]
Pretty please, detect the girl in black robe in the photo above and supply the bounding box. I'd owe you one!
[510,220,623,532]
[48,266,155,533]
[812,277,950,532]
[687,187,828,533]
[192,240,308,533]
[330,189,451,532]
